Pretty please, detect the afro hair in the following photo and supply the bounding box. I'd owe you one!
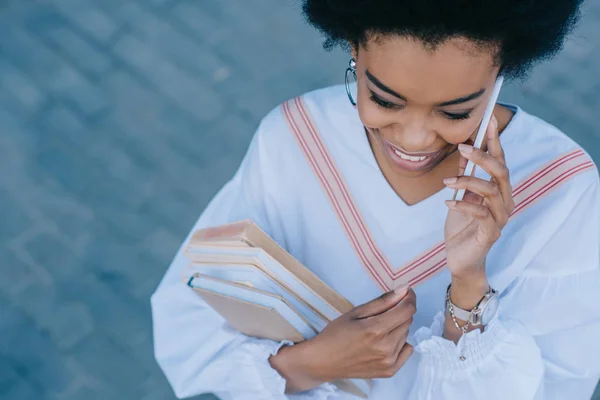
[303,0,584,78]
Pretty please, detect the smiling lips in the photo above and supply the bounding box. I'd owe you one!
[392,148,428,162]
[384,141,443,171]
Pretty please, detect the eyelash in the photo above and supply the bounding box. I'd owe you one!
[442,111,472,121]
[369,93,403,110]
[369,92,472,121]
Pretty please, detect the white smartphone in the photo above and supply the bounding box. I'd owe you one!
[453,76,505,201]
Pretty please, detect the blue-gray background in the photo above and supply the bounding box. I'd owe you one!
[0,1,598,399]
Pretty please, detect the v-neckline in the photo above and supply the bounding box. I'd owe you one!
[284,95,529,291]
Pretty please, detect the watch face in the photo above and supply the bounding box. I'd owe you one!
[481,295,500,325]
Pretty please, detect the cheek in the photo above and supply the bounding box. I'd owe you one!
[438,123,478,145]
[356,101,394,129]
[437,112,485,145]
[357,100,387,129]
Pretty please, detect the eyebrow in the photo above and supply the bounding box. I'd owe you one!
[365,69,486,107]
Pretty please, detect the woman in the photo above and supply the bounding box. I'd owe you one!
[151,0,600,399]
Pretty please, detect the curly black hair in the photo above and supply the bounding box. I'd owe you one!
[303,0,584,79]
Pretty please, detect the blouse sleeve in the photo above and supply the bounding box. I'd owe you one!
[410,171,600,400]
[150,115,338,399]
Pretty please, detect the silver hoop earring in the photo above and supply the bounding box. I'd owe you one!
[345,58,357,106]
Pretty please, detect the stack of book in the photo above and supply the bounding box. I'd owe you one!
[182,220,372,398]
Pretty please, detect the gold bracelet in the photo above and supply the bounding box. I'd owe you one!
[447,299,471,334]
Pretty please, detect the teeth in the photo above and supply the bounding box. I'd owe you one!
[393,149,426,162]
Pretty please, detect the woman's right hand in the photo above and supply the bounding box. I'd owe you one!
[269,286,416,392]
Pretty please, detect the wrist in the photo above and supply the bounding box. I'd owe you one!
[450,273,489,311]
[269,340,324,393]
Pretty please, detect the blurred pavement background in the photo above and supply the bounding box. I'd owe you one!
[0,0,599,399]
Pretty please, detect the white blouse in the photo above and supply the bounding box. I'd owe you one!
[151,85,600,400]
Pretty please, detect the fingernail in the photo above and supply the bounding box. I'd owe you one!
[443,177,457,185]
[458,143,473,154]
[446,200,457,208]
[492,114,498,128]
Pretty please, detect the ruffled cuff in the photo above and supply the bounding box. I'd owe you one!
[290,383,340,399]
[413,312,510,371]
[235,338,338,399]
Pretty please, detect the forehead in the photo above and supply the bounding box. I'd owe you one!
[362,36,498,104]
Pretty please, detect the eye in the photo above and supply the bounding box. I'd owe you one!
[441,111,472,121]
[369,92,403,110]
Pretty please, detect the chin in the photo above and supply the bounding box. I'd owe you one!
[390,163,439,178]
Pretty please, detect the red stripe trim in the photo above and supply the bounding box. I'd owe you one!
[289,101,390,290]
[391,243,446,279]
[513,150,584,196]
[403,243,446,266]
[393,150,588,281]
[410,161,594,286]
[284,101,385,289]
[410,259,447,286]
[283,101,390,290]
[512,162,594,215]
[295,98,395,278]
[297,98,452,281]
[283,101,388,290]
[286,95,595,291]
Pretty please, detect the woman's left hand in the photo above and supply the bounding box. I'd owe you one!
[443,115,515,289]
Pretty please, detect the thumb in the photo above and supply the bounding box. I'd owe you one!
[352,285,409,319]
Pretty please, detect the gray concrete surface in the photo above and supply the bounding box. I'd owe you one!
[0,0,599,399]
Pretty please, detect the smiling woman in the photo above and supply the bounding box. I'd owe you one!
[151,0,600,399]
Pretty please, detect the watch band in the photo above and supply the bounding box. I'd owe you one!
[445,285,497,326]
[448,297,473,322]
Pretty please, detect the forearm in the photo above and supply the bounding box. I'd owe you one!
[269,340,325,393]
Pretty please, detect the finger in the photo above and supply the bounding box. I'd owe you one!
[456,137,474,176]
[486,114,504,163]
[372,288,417,332]
[486,115,515,212]
[389,318,412,355]
[457,153,468,176]
[462,189,484,205]
[444,176,506,225]
[390,315,412,339]
[352,285,409,319]
[458,144,507,182]
[458,143,513,211]
[385,344,414,378]
[389,334,409,369]
[445,200,501,244]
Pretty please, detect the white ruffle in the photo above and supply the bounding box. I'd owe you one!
[289,383,340,399]
[227,338,339,399]
[413,312,509,371]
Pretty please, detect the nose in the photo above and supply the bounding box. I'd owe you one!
[391,114,436,152]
